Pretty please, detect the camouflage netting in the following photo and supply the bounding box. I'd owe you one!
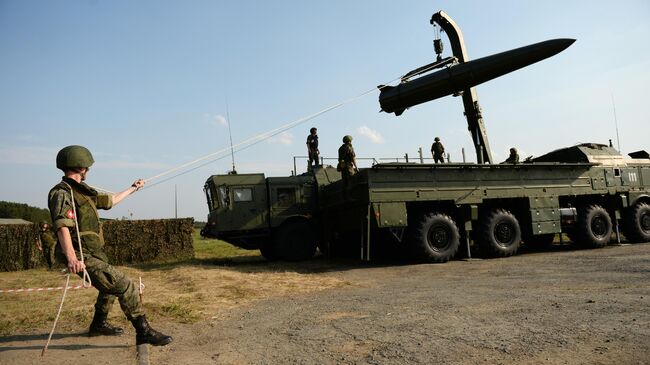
[0,223,45,272]
[102,218,194,265]
[0,219,194,271]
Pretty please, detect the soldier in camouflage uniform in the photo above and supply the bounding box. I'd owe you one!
[306,127,320,172]
[431,137,445,163]
[338,135,358,199]
[503,147,520,164]
[48,145,172,346]
[38,221,57,270]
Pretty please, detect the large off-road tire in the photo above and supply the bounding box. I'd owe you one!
[478,209,522,257]
[574,204,612,248]
[622,202,650,243]
[273,220,318,261]
[408,213,460,263]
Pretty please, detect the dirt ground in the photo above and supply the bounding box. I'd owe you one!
[1,243,649,365]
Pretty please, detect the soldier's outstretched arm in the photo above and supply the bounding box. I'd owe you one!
[112,179,145,206]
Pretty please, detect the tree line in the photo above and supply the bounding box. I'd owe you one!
[0,201,51,224]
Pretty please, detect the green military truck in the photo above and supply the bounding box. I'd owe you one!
[201,143,650,262]
[200,11,650,262]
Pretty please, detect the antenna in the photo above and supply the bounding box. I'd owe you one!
[225,98,237,174]
[611,94,621,151]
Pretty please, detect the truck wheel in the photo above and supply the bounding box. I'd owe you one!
[478,209,521,257]
[274,220,318,261]
[408,213,460,263]
[575,204,612,248]
[622,202,650,243]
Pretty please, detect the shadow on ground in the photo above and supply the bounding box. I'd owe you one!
[133,237,642,275]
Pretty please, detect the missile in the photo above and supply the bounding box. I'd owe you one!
[378,38,575,116]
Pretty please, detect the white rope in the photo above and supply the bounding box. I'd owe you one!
[94,62,446,191]
[63,182,92,288]
[41,273,70,357]
[42,183,92,357]
[140,70,421,185]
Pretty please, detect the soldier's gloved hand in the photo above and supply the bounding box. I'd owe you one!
[131,179,145,191]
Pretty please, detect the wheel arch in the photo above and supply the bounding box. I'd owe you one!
[629,194,650,207]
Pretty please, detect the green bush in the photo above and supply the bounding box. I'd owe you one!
[0,201,51,224]
[102,218,194,265]
[0,219,194,271]
[0,223,45,272]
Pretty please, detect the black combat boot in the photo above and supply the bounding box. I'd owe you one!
[131,315,173,346]
[89,312,124,337]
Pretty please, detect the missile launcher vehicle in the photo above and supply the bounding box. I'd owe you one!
[201,11,650,262]
[202,144,650,261]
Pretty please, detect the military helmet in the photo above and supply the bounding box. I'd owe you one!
[510,147,518,153]
[56,145,94,170]
[342,135,353,143]
[310,127,317,133]
[434,137,440,142]
[39,221,49,228]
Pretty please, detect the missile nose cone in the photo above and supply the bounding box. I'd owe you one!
[553,38,576,52]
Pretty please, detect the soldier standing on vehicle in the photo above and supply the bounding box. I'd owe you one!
[306,127,320,172]
[431,137,445,163]
[48,145,172,346]
[38,221,57,270]
[503,147,520,164]
[338,135,358,199]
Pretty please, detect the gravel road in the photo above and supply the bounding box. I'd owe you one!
[2,243,649,365]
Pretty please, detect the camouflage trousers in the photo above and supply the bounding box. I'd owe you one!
[58,248,144,320]
[308,151,319,170]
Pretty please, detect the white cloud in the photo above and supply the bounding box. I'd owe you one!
[209,115,228,127]
[0,146,57,165]
[0,145,171,171]
[267,131,294,145]
[357,126,385,144]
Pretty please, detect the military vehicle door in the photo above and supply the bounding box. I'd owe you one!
[267,176,314,227]
[214,174,268,232]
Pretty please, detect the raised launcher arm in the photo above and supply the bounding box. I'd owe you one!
[429,11,492,164]
[379,11,575,164]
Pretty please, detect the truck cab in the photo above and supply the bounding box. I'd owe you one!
[201,170,326,260]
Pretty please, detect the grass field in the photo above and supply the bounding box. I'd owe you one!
[0,229,349,336]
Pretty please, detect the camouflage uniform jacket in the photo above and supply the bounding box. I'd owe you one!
[39,229,56,248]
[504,153,520,164]
[431,141,445,156]
[306,134,319,153]
[48,177,113,256]
[338,143,356,175]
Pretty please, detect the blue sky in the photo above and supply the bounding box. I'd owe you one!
[1,1,649,221]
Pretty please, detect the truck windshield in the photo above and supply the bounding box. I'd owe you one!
[218,185,229,208]
[203,183,215,210]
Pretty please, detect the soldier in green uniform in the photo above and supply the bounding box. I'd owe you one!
[431,137,445,163]
[503,147,520,164]
[306,127,320,172]
[38,221,57,270]
[48,145,172,346]
[338,135,358,199]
